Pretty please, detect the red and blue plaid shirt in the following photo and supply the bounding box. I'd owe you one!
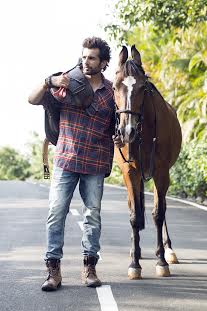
[54,77,115,176]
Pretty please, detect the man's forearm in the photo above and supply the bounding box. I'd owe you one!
[28,73,69,105]
[28,82,48,105]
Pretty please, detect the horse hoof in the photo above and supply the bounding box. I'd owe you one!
[128,267,142,280]
[156,265,170,277]
[165,248,179,264]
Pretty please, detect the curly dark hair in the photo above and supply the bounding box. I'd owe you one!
[82,37,111,71]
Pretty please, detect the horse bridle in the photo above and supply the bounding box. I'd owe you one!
[115,61,157,181]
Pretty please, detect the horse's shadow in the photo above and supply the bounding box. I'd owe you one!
[177,258,207,264]
[141,256,207,264]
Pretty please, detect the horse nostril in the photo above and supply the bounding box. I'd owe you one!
[130,128,135,139]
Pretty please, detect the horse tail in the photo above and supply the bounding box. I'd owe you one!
[139,178,145,230]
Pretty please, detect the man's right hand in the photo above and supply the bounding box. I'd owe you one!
[50,74,70,89]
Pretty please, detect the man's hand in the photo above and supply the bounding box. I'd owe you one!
[51,74,70,88]
[112,135,125,149]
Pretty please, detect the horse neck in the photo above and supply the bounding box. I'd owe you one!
[142,94,156,127]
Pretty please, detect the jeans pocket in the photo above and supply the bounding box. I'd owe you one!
[52,166,64,180]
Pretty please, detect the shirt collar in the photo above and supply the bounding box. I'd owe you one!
[96,74,107,91]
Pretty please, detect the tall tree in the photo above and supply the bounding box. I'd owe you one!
[106,0,207,42]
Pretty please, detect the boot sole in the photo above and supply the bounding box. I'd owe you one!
[86,281,102,288]
[41,282,62,292]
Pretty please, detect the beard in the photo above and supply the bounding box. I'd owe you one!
[82,66,102,75]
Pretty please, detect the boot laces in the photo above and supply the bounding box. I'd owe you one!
[86,265,96,278]
[47,263,59,278]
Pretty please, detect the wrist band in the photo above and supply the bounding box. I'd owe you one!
[45,76,54,88]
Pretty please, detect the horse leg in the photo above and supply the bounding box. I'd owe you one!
[152,170,170,277]
[163,219,179,264]
[130,232,142,259]
[129,177,144,260]
[122,164,144,279]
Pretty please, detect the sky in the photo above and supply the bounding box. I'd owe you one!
[0,0,118,152]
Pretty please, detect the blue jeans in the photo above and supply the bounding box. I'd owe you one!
[45,166,104,260]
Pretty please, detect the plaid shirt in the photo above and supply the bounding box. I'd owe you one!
[54,77,115,176]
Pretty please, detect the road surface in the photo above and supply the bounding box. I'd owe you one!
[0,180,206,311]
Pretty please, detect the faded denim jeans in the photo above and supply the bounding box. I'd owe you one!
[45,166,104,260]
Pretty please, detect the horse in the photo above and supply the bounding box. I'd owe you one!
[113,45,182,279]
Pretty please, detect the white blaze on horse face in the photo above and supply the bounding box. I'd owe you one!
[122,76,136,110]
[122,76,136,139]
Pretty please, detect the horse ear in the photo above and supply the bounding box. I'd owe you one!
[119,46,128,65]
[131,45,142,66]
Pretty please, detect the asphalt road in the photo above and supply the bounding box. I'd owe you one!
[0,180,206,311]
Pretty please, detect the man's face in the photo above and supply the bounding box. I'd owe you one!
[82,48,105,75]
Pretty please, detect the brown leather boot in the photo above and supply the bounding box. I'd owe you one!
[82,256,102,287]
[41,259,62,291]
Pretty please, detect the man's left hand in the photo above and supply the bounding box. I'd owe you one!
[112,135,125,148]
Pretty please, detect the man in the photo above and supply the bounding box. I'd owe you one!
[28,37,121,291]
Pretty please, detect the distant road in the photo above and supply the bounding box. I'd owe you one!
[0,180,206,311]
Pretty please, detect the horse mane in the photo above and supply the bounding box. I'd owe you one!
[149,81,166,102]
[124,60,166,102]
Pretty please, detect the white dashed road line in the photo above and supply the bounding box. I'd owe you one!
[96,285,119,311]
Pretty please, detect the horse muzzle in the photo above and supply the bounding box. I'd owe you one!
[119,125,136,143]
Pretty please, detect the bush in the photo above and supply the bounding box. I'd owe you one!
[169,140,207,199]
[105,162,124,185]
[0,146,31,180]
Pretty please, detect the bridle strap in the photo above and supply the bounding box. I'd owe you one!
[116,109,141,116]
[118,147,132,163]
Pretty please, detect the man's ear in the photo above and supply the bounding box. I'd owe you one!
[101,60,107,70]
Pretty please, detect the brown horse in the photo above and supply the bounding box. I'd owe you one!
[113,45,182,279]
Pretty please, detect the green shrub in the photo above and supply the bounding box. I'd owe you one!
[0,146,31,180]
[105,162,124,185]
[169,140,207,199]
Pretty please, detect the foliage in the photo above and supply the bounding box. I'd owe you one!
[156,24,207,142]
[170,140,207,199]
[130,23,207,142]
[0,146,31,180]
[26,132,54,180]
[105,162,124,185]
[105,0,207,43]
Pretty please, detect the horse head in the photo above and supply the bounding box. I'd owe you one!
[113,45,147,143]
